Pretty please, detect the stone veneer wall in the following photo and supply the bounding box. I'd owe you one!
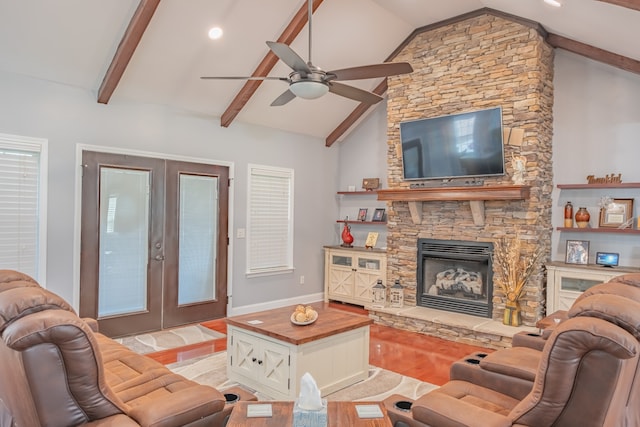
[384,12,554,327]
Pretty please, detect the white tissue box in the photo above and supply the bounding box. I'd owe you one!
[292,398,328,427]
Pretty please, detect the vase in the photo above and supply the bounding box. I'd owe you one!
[503,300,521,327]
[341,222,354,247]
[564,201,573,227]
[575,207,590,228]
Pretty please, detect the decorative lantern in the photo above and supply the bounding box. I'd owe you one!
[390,279,404,308]
[371,279,386,308]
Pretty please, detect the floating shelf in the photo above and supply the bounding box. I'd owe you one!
[556,227,640,235]
[336,191,379,196]
[336,220,386,225]
[557,183,640,189]
[376,185,530,226]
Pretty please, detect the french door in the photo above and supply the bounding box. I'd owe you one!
[79,151,229,337]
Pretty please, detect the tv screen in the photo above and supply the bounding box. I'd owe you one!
[400,107,505,181]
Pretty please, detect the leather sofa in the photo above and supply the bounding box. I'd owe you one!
[386,274,640,426]
[0,270,237,427]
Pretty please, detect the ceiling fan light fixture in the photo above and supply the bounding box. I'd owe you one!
[289,81,329,99]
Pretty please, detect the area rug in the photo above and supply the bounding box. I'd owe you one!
[168,351,438,401]
[115,324,225,354]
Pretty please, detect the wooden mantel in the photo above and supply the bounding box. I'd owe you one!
[377,185,531,226]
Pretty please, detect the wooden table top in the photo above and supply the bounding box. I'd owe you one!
[225,302,373,345]
[226,401,392,427]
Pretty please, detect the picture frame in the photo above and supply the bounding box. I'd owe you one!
[372,208,385,222]
[599,198,634,228]
[357,208,368,221]
[565,240,590,265]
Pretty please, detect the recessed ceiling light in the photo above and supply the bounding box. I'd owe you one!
[208,27,223,40]
[544,0,562,7]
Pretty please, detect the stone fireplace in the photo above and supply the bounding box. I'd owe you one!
[379,9,554,329]
[417,239,493,318]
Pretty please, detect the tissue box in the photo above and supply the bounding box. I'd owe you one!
[292,398,328,427]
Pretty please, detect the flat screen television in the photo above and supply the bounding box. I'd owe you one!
[400,107,505,181]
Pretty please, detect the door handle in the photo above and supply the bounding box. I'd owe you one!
[154,255,165,261]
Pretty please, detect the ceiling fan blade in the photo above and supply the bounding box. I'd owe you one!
[266,41,311,74]
[327,62,413,81]
[328,82,383,104]
[270,89,297,107]
[200,76,288,81]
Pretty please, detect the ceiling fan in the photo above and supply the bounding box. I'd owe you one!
[201,0,413,106]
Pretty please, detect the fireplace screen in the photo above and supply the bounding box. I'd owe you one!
[417,239,493,317]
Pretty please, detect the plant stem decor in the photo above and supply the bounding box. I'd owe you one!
[491,237,543,326]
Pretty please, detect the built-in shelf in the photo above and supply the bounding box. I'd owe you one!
[337,191,379,196]
[557,183,640,189]
[336,220,386,225]
[556,227,640,235]
[556,182,640,235]
[376,185,530,226]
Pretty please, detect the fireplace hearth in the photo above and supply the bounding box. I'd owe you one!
[417,239,493,317]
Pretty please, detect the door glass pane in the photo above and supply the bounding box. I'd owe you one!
[98,168,150,317]
[178,174,218,305]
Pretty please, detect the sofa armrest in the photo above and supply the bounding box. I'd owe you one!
[126,386,225,427]
[511,331,546,351]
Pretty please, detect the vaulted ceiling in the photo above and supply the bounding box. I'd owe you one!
[1,0,638,146]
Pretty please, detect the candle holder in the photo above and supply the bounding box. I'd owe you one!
[371,279,386,309]
[390,280,404,308]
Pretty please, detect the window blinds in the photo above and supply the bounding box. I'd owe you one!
[0,135,46,280]
[247,165,294,275]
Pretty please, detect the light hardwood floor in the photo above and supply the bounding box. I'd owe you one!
[146,302,493,386]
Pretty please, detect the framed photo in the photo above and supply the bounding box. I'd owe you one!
[599,198,634,228]
[565,240,589,265]
[357,208,368,221]
[372,208,385,222]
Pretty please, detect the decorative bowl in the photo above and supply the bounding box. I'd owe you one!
[290,311,318,326]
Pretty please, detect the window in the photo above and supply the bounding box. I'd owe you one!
[0,133,47,282]
[247,164,294,276]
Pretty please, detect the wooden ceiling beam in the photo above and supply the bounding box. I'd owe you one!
[97,0,161,104]
[220,0,324,128]
[595,0,640,12]
[547,33,640,75]
[325,80,387,147]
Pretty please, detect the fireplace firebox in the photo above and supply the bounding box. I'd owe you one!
[417,239,493,317]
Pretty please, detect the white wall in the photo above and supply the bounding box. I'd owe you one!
[0,70,339,310]
[339,50,640,268]
[552,50,640,266]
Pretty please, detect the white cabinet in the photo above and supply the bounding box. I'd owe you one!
[227,328,290,397]
[324,246,386,306]
[546,262,640,312]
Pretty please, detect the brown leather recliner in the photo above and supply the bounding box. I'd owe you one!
[388,292,640,427]
[448,273,640,401]
[0,270,232,427]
